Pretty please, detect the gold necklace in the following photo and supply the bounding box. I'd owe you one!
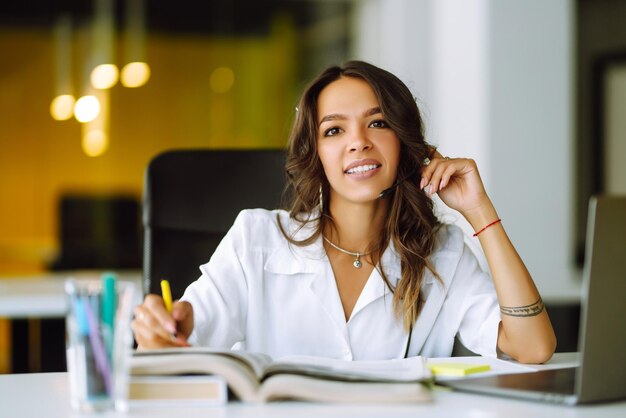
[322,236,372,269]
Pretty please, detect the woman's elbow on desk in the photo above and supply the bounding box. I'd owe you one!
[515,343,557,365]
[498,323,557,364]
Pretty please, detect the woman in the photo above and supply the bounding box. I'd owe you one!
[132,61,556,363]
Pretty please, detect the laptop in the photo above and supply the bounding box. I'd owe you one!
[443,196,626,405]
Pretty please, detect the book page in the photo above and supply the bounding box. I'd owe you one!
[263,355,430,382]
[224,350,273,377]
[133,347,273,377]
[258,374,432,403]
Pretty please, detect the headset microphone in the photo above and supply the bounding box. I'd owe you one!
[378,167,419,199]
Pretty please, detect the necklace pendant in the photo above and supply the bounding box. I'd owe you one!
[353,253,362,269]
[322,236,370,269]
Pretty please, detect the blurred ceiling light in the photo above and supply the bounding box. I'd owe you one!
[90,0,118,89]
[121,62,150,88]
[82,129,109,157]
[50,15,75,121]
[82,88,109,157]
[74,95,101,123]
[91,63,119,89]
[50,95,76,121]
[121,0,150,88]
[210,67,235,93]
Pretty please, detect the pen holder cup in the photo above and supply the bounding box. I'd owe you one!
[65,278,138,412]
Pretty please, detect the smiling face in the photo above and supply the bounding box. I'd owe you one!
[316,76,401,207]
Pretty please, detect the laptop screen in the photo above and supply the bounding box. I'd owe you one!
[576,196,626,403]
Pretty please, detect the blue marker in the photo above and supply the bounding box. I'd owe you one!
[72,297,90,337]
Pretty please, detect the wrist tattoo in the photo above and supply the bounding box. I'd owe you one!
[500,297,545,317]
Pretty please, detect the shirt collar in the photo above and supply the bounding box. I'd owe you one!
[264,215,462,286]
[264,213,325,275]
[263,219,404,283]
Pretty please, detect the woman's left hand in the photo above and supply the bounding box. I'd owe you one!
[419,150,491,217]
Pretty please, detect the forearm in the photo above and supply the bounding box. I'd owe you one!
[464,199,556,363]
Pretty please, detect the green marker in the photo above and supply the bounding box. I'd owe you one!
[101,272,117,359]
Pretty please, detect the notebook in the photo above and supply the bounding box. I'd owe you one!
[443,196,626,405]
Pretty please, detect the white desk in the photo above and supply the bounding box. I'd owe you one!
[0,270,142,318]
[1,371,624,418]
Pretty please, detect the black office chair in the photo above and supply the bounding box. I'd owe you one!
[142,149,288,299]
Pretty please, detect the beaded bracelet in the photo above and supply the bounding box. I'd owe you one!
[473,219,502,237]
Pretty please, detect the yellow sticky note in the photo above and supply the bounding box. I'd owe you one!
[428,362,491,377]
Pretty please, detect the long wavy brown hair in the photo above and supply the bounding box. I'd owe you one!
[280,60,441,331]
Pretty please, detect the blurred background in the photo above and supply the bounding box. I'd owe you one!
[1,0,625,373]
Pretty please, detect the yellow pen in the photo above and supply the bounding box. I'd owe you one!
[160,279,173,313]
[160,279,178,342]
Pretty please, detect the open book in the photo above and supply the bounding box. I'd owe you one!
[129,347,432,403]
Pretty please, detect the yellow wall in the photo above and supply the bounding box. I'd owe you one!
[0,19,297,275]
[0,18,297,372]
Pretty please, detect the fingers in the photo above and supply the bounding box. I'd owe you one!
[145,294,177,333]
[420,152,470,195]
[131,294,191,349]
[420,152,451,195]
[438,163,458,190]
[172,300,193,322]
[172,301,194,339]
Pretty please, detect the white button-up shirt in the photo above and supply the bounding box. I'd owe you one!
[182,209,501,360]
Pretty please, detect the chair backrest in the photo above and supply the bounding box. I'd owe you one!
[143,149,288,299]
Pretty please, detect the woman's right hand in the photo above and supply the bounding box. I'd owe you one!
[131,294,194,349]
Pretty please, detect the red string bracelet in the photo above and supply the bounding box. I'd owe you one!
[473,219,502,237]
